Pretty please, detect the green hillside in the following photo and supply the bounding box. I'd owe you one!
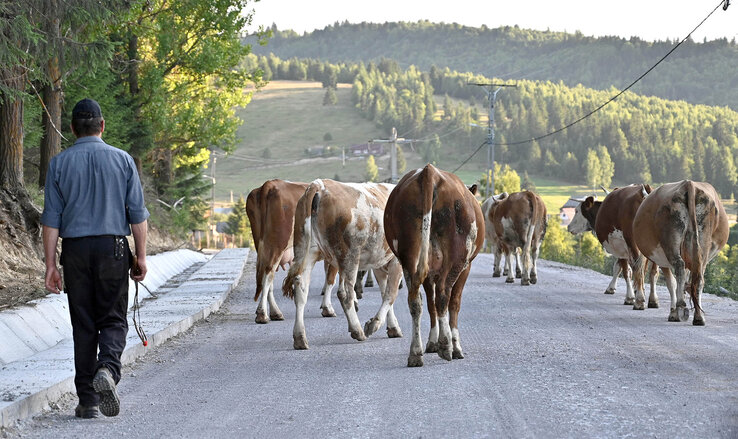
[250,21,738,111]
[216,81,428,199]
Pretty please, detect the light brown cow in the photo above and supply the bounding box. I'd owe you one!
[633,180,729,325]
[246,180,339,324]
[487,191,547,285]
[481,196,521,279]
[282,180,403,349]
[384,164,484,367]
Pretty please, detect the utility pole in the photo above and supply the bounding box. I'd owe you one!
[370,127,415,183]
[469,82,516,196]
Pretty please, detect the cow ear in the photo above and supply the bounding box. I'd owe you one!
[643,184,652,194]
[584,196,594,207]
[468,184,478,195]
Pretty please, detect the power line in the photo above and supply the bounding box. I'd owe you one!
[452,0,730,170]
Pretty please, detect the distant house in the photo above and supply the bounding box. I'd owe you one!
[305,145,325,157]
[559,197,586,226]
[350,143,385,156]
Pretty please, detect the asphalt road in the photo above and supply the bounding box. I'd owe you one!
[5,253,738,438]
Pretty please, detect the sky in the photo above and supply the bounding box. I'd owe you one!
[249,0,737,42]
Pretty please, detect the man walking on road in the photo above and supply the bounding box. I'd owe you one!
[41,98,149,419]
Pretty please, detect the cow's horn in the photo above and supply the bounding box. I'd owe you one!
[600,185,610,195]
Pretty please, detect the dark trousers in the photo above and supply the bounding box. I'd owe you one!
[61,236,130,406]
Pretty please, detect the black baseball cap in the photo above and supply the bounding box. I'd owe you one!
[71,98,102,119]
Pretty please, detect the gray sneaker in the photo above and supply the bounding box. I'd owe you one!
[92,367,120,417]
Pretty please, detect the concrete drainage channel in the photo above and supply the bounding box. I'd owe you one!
[0,248,249,428]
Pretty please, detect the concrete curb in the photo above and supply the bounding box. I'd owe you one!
[0,248,248,428]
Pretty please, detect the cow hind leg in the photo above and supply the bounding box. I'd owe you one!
[648,263,660,308]
[515,250,522,279]
[256,268,276,324]
[407,276,425,367]
[605,260,621,294]
[504,250,515,284]
[435,288,453,361]
[670,259,690,322]
[336,269,366,342]
[621,259,636,306]
[493,248,503,277]
[267,282,285,321]
[529,242,541,284]
[423,279,439,353]
[692,268,706,326]
[631,254,647,311]
[449,266,470,359]
[320,273,337,317]
[363,267,390,337]
[292,271,312,350]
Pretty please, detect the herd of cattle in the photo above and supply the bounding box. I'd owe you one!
[246,164,729,367]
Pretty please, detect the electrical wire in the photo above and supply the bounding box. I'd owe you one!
[451,0,730,171]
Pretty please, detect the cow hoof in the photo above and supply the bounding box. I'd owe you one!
[350,329,366,342]
[321,307,336,318]
[438,348,453,362]
[355,290,363,300]
[255,313,269,324]
[293,335,309,350]
[452,349,464,360]
[492,271,501,278]
[387,327,403,338]
[407,355,424,367]
[648,301,659,309]
[604,288,616,295]
[678,307,689,322]
[521,279,530,286]
[270,312,284,321]
[529,276,537,284]
[632,301,645,311]
[425,341,438,353]
[623,298,635,306]
[363,318,380,337]
[515,271,522,279]
[668,310,680,322]
[505,278,515,284]
[502,269,509,276]
[693,316,706,326]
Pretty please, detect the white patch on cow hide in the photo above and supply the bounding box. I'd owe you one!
[601,229,629,259]
[416,209,432,274]
[465,220,478,261]
[646,244,671,268]
[391,239,399,253]
[413,168,423,177]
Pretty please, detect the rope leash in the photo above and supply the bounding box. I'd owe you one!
[131,256,149,346]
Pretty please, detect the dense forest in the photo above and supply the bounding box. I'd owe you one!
[0,0,265,236]
[249,21,738,111]
[242,53,738,198]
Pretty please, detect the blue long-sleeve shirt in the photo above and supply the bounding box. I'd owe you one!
[41,136,150,238]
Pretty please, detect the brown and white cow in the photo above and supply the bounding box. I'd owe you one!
[282,180,403,349]
[384,164,484,367]
[246,180,339,324]
[633,180,729,325]
[568,184,656,309]
[567,193,659,304]
[481,196,521,279]
[486,191,547,285]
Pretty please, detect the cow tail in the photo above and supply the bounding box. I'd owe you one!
[416,165,436,282]
[282,182,320,299]
[686,181,702,309]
